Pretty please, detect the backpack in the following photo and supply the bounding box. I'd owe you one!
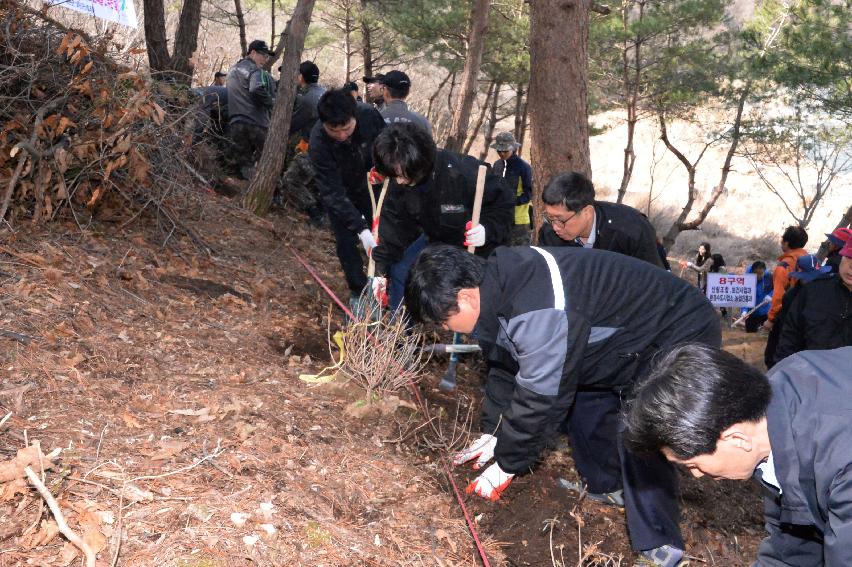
[710,253,726,273]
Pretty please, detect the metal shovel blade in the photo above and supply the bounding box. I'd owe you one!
[439,357,458,391]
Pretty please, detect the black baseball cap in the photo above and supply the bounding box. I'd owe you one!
[247,39,273,56]
[380,70,410,89]
[214,71,227,78]
[363,73,385,84]
[299,61,320,83]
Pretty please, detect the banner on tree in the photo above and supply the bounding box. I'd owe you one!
[706,273,757,308]
[60,0,138,28]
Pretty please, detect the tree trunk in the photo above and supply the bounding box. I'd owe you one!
[170,0,203,85]
[478,82,502,161]
[271,0,276,49]
[528,0,592,242]
[463,80,496,155]
[343,2,353,81]
[444,0,492,152]
[616,0,643,203]
[243,0,317,215]
[235,0,247,57]
[517,92,529,148]
[513,82,525,140]
[360,0,374,96]
[142,0,170,77]
[660,86,749,248]
[426,69,452,122]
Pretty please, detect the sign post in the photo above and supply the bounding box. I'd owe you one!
[705,273,757,308]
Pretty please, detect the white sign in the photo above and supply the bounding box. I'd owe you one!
[706,273,757,308]
[60,0,138,28]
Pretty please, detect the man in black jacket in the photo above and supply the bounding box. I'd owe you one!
[369,123,514,309]
[625,344,852,566]
[406,245,720,566]
[774,245,852,364]
[308,89,386,306]
[539,172,663,268]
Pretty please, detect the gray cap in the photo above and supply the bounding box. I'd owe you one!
[491,132,520,152]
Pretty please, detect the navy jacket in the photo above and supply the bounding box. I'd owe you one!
[475,246,720,474]
[308,103,386,233]
[775,276,852,365]
[757,347,852,566]
[371,150,514,275]
[538,201,663,269]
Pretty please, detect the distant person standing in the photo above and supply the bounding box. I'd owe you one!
[738,261,773,332]
[378,71,433,137]
[681,242,725,291]
[824,227,852,274]
[343,81,361,101]
[774,249,852,364]
[491,132,532,245]
[226,39,276,179]
[212,71,227,86]
[363,74,386,110]
[764,225,809,333]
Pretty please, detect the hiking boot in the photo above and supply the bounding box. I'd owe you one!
[634,545,689,567]
[557,478,625,507]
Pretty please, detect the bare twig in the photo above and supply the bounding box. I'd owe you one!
[24,466,96,567]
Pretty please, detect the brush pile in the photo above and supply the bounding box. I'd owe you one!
[0,1,199,228]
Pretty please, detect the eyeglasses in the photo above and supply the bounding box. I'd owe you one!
[544,211,578,228]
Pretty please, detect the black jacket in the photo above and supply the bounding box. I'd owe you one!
[290,83,326,140]
[757,347,852,566]
[774,276,852,364]
[476,246,721,474]
[538,201,663,268]
[308,103,386,233]
[371,150,514,274]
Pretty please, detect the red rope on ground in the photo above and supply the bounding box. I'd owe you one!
[290,248,492,566]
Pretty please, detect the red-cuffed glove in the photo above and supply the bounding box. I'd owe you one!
[466,462,514,501]
[368,167,385,185]
[370,276,388,308]
[464,221,486,248]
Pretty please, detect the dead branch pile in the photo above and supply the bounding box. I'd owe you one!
[339,311,428,401]
[0,1,202,229]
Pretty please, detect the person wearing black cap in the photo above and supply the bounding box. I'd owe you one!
[289,61,325,142]
[226,39,276,179]
[343,81,361,101]
[212,71,227,87]
[379,71,432,137]
[363,74,385,110]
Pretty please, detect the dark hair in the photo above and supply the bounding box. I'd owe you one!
[343,81,358,93]
[299,60,320,83]
[405,245,486,324]
[696,242,711,265]
[317,88,357,127]
[541,172,595,212]
[373,123,437,185]
[750,260,766,272]
[384,83,410,100]
[782,225,808,249]
[624,343,772,459]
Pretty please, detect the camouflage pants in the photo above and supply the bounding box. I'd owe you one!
[279,152,320,210]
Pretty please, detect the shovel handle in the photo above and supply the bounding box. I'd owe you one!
[467,165,487,254]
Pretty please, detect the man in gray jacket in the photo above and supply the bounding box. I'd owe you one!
[379,71,432,137]
[626,345,852,566]
[226,39,276,178]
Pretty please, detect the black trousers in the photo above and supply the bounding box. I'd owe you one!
[328,211,369,295]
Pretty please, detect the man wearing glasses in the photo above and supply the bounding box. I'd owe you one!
[539,172,663,268]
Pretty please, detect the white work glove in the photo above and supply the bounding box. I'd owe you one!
[465,461,515,501]
[464,221,486,248]
[358,229,377,255]
[370,276,388,308]
[452,433,497,470]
